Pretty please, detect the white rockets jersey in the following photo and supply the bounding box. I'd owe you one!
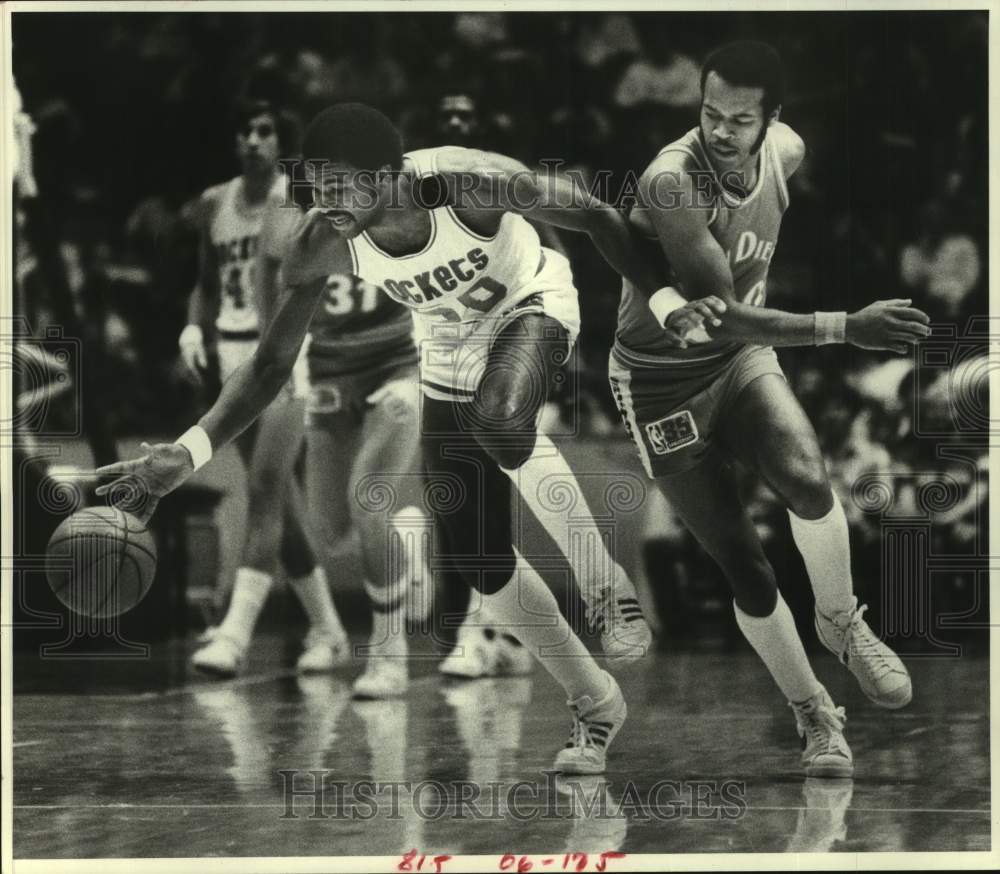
[206,174,287,336]
[345,148,544,337]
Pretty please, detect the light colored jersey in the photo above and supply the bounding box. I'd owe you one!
[206,174,286,336]
[260,199,416,380]
[615,127,789,373]
[345,148,545,334]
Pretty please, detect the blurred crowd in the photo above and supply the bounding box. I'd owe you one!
[12,11,989,642]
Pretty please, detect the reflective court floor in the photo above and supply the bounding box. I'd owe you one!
[12,636,990,859]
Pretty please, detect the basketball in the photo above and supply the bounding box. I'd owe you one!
[45,506,157,618]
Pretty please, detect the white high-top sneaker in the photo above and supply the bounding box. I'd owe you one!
[815,598,912,709]
[554,672,627,775]
[492,633,534,677]
[191,633,245,678]
[790,688,854,778]
[352,658,408,699]
[438,624,497,679]
[586,577,653,667]
[297,627,351,674]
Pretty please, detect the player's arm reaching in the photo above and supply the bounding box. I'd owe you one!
[179,192,222,386]
[96,211,348,522]
[641,141,931,352]
[440,148,664,297]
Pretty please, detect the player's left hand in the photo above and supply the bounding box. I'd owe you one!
[94,442,196,523]
[663,296,726,348]
[367,377,420,422]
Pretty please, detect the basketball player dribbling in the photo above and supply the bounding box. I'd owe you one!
[181,98,348,676]
[611,42,931,776]
[98,102,666,773]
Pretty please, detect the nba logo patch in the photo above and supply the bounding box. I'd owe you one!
[646,410,698,455]
[308,383,343,415]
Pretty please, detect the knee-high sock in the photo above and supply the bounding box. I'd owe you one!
[364,579,408,659]
[501,433,623,605]
[734,593,823,704]
[479,549,607,701]
[289,566,346,640]
[217,567,273,650]
[788,492,856,617]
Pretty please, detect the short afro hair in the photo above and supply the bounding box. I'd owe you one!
[701,41,785,118]
[302,103,404,174]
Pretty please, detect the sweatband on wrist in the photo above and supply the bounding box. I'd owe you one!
[814,311,847,346]
[175,425,212,471]
[179,324,203,349]
[648,286,688,326]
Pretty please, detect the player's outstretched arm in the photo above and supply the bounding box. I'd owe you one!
[641,163,931,351]
[678,295,931,352]
[441,149,663,296]
[96,212,345,522]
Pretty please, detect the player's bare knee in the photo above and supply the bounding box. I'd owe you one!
[779,458,833,519]
[724,551,777,615]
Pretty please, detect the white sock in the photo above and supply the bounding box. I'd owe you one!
[364,579,407,658]
[734,593,823,704]
[501,433,623,605]
[788,492,856,617]
[217,567,272,650]
[390,505,432,582]
[479,549,608,701]
[289,566,346,640]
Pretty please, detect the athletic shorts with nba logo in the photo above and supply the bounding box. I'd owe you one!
[607,343,785,478]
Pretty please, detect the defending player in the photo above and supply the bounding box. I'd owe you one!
[98,103,664,773]
[183,99,348,676]
[611,42,930,776]
[256,195,434,699]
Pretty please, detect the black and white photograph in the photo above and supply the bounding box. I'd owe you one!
[1,2,994,871]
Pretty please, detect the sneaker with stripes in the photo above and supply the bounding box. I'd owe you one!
[586,579,652,666]
[790,688,854,778]
[554,671,626,775]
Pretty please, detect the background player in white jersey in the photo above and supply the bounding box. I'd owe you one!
[182,99,348,676]
[257,195,434,698]
[612,42,931,776]
[98,102,667,773]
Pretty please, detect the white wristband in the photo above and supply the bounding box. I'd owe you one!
[175,425,213,472]
[179,324,203,350]
[814,311,847,346]
[648,286,688,326]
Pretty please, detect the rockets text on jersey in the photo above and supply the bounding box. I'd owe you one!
[345,147,544,336]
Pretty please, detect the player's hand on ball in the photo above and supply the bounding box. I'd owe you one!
[367,377,419,422]
[663,296,726,348]
[846,299,931,354]
[94,442,195,523]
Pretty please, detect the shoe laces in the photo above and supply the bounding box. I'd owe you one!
[792,697,847,753]
[835,604,896,679]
